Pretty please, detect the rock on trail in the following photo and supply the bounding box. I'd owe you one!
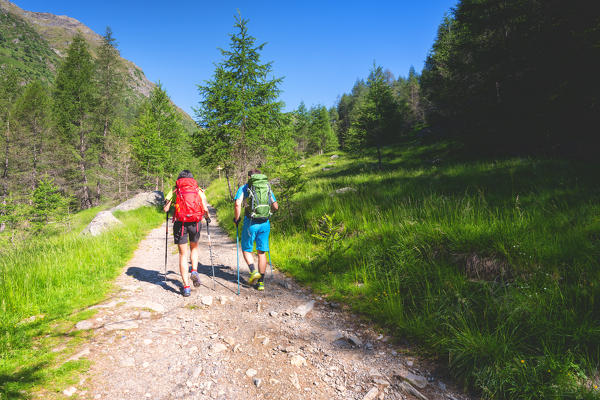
[72,206,470,400]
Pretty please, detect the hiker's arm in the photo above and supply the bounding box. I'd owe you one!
[234,199,242,221]
[269,190,279,211]
[163,189,174,213]
[199,190,209,214]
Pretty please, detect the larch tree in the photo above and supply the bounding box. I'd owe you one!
[293,101,310,154]
[95,26,124,203]
[0,65,21,232]
[131,84,186,191]
[12,80,52,193]
[353,64,401,168]
[308,105,338,155]
[53,33,98,209]
[195,13,283,192]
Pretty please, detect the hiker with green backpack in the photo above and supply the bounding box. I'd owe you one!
[233,169,279,291]
[163,170,210,297]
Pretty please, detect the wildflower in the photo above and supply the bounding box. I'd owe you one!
[520,360,525,364]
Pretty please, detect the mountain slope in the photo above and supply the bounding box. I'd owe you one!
[0,5,58,82]
[0,0,153,98]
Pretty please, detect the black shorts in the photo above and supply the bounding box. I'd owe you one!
[173,221,201,244]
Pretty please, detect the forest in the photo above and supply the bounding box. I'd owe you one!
[0,25,200,245]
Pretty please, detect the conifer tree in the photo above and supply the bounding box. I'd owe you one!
[53,33,98,209]
[308,105,338,155]
[353,64,401,168]
[196,14,283,189]
[13,81,52,193]
[95,27,124,203]
[293,101,310,154]
[0,65,21,231]
[131,84,185,191]
[31,176,69,230]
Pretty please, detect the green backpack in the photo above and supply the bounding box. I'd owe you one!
[246,174,272,221]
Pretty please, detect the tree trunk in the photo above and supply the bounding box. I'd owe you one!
[96,181,101,206]
[95,117,110,206]
[225,168,233,201]
[2,119,9,182]
[117,160,122,199]
[124,162,129,200]
[376,145,382,170]
[31,117,41,193]
[79,127,92,209]
[1,119,11,229]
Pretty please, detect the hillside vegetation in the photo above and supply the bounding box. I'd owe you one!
[208,141,600,399]
[0,8,58,82]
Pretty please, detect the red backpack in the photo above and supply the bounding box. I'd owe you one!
[173,178,205,222]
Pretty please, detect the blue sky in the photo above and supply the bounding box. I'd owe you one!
[13,0,456,116]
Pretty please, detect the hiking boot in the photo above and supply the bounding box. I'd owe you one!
[190,271,201,287]
[248,271,261,285]
[257,282,264,291]
[182,287,191,297]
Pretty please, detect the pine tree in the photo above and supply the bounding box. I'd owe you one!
[131,84,186,191]
[0,65,21,231]
[353,64,401,168]
[293,101,310,154]
[95,27,124,204]
[308,105,338,155]
[195,13,283,189]
[335,80,368,150]
[53,34,98,209]
[12,81,52,193]
[31,176,69,230]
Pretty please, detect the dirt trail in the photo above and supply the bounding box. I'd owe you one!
[71,207,471,400]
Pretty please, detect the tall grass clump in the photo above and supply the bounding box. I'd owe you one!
[0,206,164,398]
[207,140,600,399]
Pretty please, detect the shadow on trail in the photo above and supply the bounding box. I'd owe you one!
[125,266,181,295]
[195,262,251,292]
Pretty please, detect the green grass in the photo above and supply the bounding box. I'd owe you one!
[0,206,164,399]
[207,141,600,399]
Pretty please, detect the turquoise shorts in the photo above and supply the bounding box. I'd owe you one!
[241,217,270,252]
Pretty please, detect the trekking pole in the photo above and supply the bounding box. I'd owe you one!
[235,224,240,295]
[164,211,169,283]
[206,220,216,291]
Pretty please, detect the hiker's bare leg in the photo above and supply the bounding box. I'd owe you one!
[190,241,199,271]
[257,251,267,275]
[242,250,254,267]
[178,243,190,287]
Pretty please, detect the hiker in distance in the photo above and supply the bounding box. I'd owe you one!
[233,169,279,291]
[163,170,210,297]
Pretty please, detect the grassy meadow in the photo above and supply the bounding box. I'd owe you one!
[208,141,600,399]
[0,206,164,399]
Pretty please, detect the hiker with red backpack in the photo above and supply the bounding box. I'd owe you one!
[233,169,279,291]
[163,170,210,297]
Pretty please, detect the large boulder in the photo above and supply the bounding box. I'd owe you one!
[111,191,164,212]
[81,211,123,236]
[82,191,164,236]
